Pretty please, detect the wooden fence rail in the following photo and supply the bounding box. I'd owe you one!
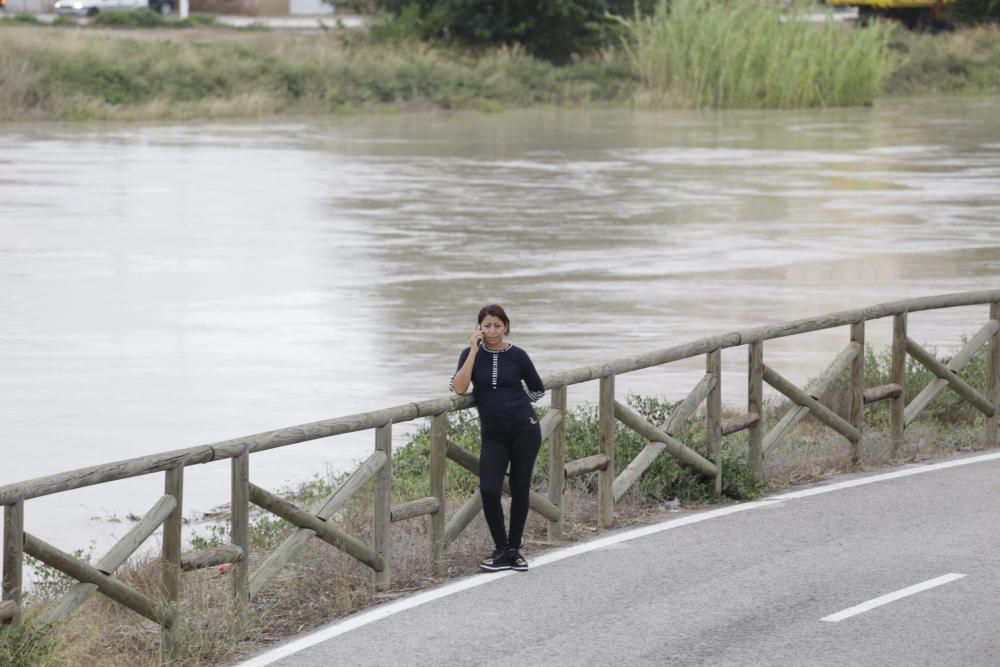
[2,289,999,664]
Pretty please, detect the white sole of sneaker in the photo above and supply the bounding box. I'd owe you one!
[479,565,512,572]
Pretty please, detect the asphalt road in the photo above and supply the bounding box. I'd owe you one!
[246,452,1000,667]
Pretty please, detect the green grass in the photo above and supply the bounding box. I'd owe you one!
[0,26,635,121]
[1,10,999,121]
[0,621,57,667]
[863,339,989,428]
[615,0,898,108]
[884,24,1000,95]
[396,394,767,504]
[2,12,43,24]
[90,8,218,29]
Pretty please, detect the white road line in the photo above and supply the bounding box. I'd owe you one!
[770,451,1000,500]
[820,573,967,623]
[238,450,1000,666]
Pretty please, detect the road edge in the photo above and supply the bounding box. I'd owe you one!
[236,447,1000,667]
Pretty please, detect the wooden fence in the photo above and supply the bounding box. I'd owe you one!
[2,289,998,663]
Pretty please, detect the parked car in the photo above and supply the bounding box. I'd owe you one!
[53,0,173,16]
[148,0,173,13]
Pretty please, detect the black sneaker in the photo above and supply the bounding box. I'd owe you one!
[479,548,514,572]
[508,548,529,572]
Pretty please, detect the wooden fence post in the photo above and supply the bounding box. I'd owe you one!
[429,413,447,574]
[231,450,250,609]
[891,312,907,458]
[850,321,865,465]
[706,350,722,496]
[987,302,1000,449]
[598,376,615,529]
[374,422,392,592]
[2,500,23,626]
[747,341,764,479]
[547,386,567,541]
[161,466,183,665]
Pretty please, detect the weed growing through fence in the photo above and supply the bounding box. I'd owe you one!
[864,340,988,427]
[0,616,58,667]
[22,547,94,601]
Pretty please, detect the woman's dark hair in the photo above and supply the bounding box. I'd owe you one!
[478,304,510,333]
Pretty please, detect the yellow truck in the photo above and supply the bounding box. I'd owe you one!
[825,0,949,27]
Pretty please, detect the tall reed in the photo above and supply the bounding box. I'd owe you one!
[617,0,899,108]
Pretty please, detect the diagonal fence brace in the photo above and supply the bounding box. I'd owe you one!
[444,491,483,547]
[538,409,562,441]
[610,373,715,501]
[24,532,165,626]
[763,365,860,443]
[904,320,999,425]
[613,401,718,477]
[249,450,386,597]
[445,441,560,521]
[42,493,177,625]
[441,403,566,542]
[905,338,995,418]
[665,373,716,436]
[0,600,16,622]
[764,342,860,451]
[249,483,384,572]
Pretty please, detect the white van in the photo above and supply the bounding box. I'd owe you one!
[53,0,173,16]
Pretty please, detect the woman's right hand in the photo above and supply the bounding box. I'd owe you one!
[469,328,484,349]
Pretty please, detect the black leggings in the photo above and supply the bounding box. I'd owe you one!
[479,411,542,550]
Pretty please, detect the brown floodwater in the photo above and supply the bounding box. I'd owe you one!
[1,96,997,551]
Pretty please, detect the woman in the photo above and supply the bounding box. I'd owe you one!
[450,304,545,572]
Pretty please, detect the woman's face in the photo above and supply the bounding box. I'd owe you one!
[479,314,507,346]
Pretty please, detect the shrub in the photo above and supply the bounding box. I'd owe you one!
[1,13,42,25]
[24,550,94,601]
[559,394,767,501]
[90,9,217,28]
[948,0,1000,24]
[189,474,345,551]
[395,393,767,505]
[862,340,988,428]
[370,0,656,63]
[0,27,634,121]
[884,25,1000,94]
[0,622,56,667]
[92,8,170,27]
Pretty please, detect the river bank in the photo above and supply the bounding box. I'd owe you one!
[0,18,998,121]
